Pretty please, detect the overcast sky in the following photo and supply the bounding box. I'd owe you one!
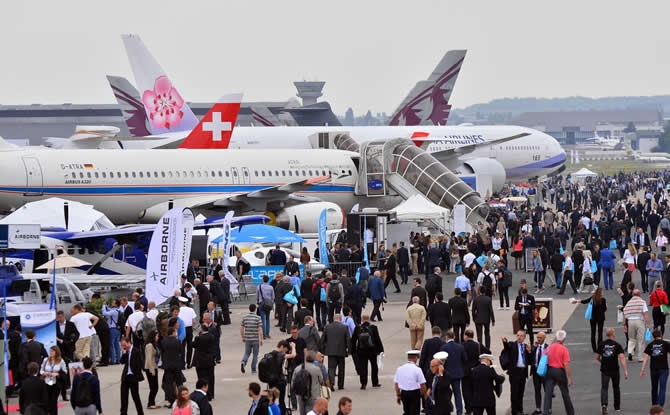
[1,1,668,115]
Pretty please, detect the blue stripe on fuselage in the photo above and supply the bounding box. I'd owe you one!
[0,184,355,195]
[506,152,567,178]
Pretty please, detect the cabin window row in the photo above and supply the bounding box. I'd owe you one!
[504,145,541,150]
[66,168,350,180]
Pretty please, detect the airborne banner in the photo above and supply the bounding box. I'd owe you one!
[221,211,239,293]
[145,208,195,305]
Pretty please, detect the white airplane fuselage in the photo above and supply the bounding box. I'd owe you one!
[0,146,379,223]
[121,125,567,181]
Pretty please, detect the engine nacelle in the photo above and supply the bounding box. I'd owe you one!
[452,157,506,193]
[272,202,345,233]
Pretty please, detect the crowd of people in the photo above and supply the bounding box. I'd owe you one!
[11,170,670,415]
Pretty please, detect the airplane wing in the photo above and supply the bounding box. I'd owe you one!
[45,215,268,243]
[138,176,333,215]
[421,132,531,162]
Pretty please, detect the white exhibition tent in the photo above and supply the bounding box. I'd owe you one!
[390,194,450,221]
[0,197,115,231]
[573,167,598,178]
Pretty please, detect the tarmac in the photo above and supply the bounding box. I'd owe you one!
[4,268,588,415]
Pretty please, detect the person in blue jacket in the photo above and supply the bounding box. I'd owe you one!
[367,271,386,322]
[599,247,617,290]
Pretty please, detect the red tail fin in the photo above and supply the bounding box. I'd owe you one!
[179,93,242,149]
[410,131,430,149]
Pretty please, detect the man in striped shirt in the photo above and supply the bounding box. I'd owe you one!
[240,304,263,374]
[623,289,652,362]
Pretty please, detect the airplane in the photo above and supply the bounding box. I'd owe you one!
[0,98,491,233]
[250,105,281,127]
[117,34,564,180]
[582,131,621,150]
[388,49,466,126]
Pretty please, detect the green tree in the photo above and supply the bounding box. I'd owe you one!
[652,121,670,153]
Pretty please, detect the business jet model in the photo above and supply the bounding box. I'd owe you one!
[582,131,621,150]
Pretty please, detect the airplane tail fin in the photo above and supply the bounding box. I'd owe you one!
[106,75,151,137]
[250,106,280,126]
[389,49,467,126]
[180,94,243,149]
[121,34,199,135]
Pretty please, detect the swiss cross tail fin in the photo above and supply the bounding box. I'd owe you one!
[179,94,243,149]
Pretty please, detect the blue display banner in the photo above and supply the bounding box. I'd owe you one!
[248,265,305,284]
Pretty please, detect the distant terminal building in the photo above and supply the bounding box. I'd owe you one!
[511,109,664,150]
[0,101,290,144]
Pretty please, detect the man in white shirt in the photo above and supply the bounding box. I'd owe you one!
[146,301,159,321]
[125,301,146,343]
[178,297,197,367]
[70,304,99,361]
[558,251,578,295]
[463,250,476,269]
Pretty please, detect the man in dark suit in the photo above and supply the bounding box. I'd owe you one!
[425,244,442,278]
[205,301,223,363]
[448,289,470,343]
[426,268,443,306]
[19,362,47,414]
[471,286,495,349]
[190,379,213,415]
[344,280,365,324]
[470,354,505,415]
[19,329,47,382]
[419,326,446,376]
[398,241,411,284]
[408,278,428,309]
[193,322,217,400]
[161,327,184,407]
[427,293,451,335]
[207,274,225,305]
[502,331,532,415]
[427,357,453,415]
[462,330,491,415]
[209,258,222,278]
[439,330,466,415]
[300,272,316,314]
[120,336,144,415]
[384,250,401,293]
[218,271,232,324]
[514,288,536,345]
[351,313,383,389]
[194,278,211,320]
[270,245,287,266]
[56,310,79,362]
[633,226,650,251]
[320,314,351,390]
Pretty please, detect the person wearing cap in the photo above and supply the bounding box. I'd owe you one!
[394,350,427,415]
[426,357,453,415]
[439,330,465,415]
[470,353,505,415]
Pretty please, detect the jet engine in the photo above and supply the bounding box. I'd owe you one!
[270,202,345,233]
[451,158,506,192]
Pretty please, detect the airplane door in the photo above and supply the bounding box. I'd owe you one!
[21,156,44,195]
[231,168,239,184]
[241,167,250,184]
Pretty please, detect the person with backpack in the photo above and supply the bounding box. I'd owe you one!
[259,340,296,415]
[125,301,146,347]
[326,274,345,324]
[477,268,496,302]
[71,357,102,415]
[293,351,325,415]
[352,313,383,390]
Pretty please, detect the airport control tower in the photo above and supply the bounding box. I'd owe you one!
[294,81,325,106]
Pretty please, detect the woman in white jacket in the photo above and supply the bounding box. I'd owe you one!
[579,251,595,293]
[623,243,637,273]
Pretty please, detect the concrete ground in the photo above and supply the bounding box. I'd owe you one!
[5,268,588,415]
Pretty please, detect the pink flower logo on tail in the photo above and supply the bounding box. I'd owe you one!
[142,76,185,130]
